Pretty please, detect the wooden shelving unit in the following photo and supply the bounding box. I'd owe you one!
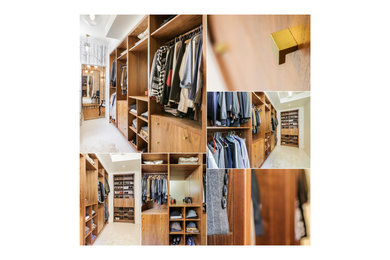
[141,153,205,245]
[281,110,299,148]
[206,91,278,168]
[113,174,135,223]
[80,154,109,246]
[108,15,206,153]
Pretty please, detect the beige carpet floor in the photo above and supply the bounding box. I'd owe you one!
[93,223,141,246]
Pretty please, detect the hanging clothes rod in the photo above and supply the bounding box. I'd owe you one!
[164,25,202,46]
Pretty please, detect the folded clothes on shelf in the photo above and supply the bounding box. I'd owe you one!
[143,160,163,165]
[85,226,90,235]
[178,157,198,164]
[141,111,148,119]
[130,104,137,114]
[170,210,183,219]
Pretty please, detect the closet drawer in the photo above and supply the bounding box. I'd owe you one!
[170,124,202,152]
[150,115,203,152]
[150,116,170,152]
[281,129,299,136]
[114,198,134,207]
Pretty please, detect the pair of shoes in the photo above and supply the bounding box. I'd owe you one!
[186,237,195,246]
[172,236,181,245]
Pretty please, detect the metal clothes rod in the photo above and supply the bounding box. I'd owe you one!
[164,25,202,46]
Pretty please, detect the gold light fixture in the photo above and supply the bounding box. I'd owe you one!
[85,34,90,52]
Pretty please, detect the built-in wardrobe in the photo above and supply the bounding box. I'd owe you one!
[141,153,206,245]
[207,91,278,168]
[207,169,309,245]
[80,154,109,245]
[109,15,207,153]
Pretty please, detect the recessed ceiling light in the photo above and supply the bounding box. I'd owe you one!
[89,14,95,21]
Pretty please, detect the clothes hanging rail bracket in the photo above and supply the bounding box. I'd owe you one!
[164,25,202,46]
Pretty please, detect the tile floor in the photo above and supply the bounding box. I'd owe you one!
[93,223,141,245]
[261,145,310,169]
[80,118,135,153]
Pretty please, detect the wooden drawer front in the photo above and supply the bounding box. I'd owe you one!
[170,124,202,152]
[117,100,128,138]
[281,129,299,136]
[150,116,169,152]
[142,214,168,245]
[114,198,134,207]
[251,139,265,168]
[151,115,203,152]
[83,106,105,120]
[208,15,310,91]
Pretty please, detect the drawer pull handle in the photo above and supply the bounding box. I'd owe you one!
[214,42,229,54]
[270,28,298,65]
[156,141,160,144]
[183,136,188,140]
[156,122,160,126]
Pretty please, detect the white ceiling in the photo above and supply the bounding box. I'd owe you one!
[96,153,141,174]
[266,91,310,110]
[80,14,143,41]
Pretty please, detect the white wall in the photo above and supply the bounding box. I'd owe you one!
[107,159,141,225]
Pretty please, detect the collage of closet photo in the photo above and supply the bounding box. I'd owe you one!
[80,14,310,246]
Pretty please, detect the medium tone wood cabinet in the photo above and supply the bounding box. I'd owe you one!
[117,100,128,138]
[150,115,203,152]
[141,213,169,245]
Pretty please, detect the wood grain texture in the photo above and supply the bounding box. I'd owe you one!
[208,15,310,91]
[117,100,128,138]
[254,169,301,245]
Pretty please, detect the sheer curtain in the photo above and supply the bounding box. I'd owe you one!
[80,35,108,67]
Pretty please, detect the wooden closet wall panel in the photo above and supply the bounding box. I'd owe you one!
[232,170,251,245]
[208,15,310,91]
[142,213,169,245]
[255,170,300,245]
[252,139,265,168]
[117,100,128,138]
[80,156,86,245]
[97,206,104,233]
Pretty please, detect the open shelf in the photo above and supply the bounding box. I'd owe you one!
[151,15,202,39]
[86,159,97,171]
[129,95,148,102]
[117,51,127,61]
[142,164,168,173]
[129,36,148,52]
[170,164,200,179]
